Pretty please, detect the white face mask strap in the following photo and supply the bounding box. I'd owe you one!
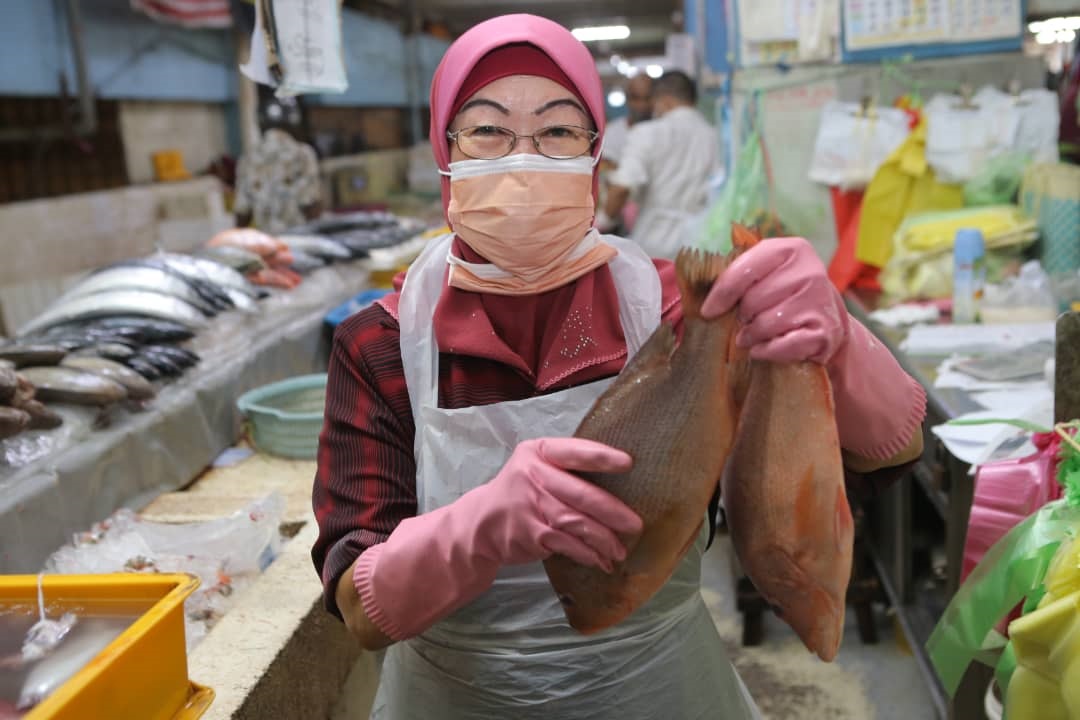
[592,134,605,167]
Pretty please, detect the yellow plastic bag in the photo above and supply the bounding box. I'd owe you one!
[878,205,1039,301]
[1005,532,1080,719]
[855,118,964,268]
[1006,590,1080,719]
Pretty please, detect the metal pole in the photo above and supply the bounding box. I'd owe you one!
[66,0,96,137]
[403,0,424,147]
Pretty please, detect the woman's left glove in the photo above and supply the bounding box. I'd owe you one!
[701,237,926,461]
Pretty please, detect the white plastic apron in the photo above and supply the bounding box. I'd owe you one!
[373,233,758,719]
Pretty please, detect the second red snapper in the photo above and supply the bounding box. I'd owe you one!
[723,226,854,661]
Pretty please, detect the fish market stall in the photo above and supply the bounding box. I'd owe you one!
[0,213,431,576]
[844,293,1072,717]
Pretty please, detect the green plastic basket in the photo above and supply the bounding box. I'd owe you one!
[236,373,327,459]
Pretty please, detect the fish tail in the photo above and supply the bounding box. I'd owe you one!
[731,223,762,253]
[674,248,728,319]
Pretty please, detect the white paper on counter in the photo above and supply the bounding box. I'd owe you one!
[902,322,1056,356]
[931,388,1054,467]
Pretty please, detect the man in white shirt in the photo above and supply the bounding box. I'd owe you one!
[598,71,721,259]
[600,74,654,167]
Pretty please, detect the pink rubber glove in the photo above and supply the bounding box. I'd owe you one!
[702,237,926,460]
[353,438,643,641]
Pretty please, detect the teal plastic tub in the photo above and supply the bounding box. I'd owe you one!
[236,374,327,459]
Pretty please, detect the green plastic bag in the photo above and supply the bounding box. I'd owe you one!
[926,499,1080,696]
[963,152,1030,207]
[698,128,769,255]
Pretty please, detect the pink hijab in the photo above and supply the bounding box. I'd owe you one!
[429,13,606,216]
[381,14,679,394]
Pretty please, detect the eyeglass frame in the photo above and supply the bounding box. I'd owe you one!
[446,124,600,160]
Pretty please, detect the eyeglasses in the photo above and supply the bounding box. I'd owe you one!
[447,125,598,160]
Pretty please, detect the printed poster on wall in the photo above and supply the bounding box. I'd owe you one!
[842,0,1022,52]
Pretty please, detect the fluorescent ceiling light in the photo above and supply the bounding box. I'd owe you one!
[572,25,631,42]
[646,64,664,78]
[608,90,626,107]
[1028,16,1080,34]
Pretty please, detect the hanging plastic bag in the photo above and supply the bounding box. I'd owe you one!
[855,118,964,269]
[1011,89,1060,165]
[698,128,769,254]
[963,152,1029,207]
[925,88,1021,184]
[808,101,911,190]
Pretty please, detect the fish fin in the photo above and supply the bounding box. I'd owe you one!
[674,248,728,319]
[624,323,677,374]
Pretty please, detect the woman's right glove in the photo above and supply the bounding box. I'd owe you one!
[353,438,643,641]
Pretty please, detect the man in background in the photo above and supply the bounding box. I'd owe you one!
[234,99,323,233]
[598,70,720,259]
[601,73,654,168]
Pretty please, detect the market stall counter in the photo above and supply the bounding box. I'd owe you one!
[0,261,370,575]
[845,292,1067,719]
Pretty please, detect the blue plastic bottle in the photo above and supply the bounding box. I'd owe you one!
[953,228,986,324]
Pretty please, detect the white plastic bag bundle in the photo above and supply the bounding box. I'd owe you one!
[925,88,1019,183]
[808,101,911,190]
[1011,89,1060,165]
[925,86,1059,183]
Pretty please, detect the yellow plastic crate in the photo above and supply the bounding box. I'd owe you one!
[0,573,213,720]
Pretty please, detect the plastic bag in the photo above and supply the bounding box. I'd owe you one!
[698,128,769,254]
[981,261,1059,324]
[808,101,911,190]
[44,493,286,651]
[929,426,1080,701]
[963,152,1029,207]
[962,431,1062,584]
[879,205,1039,301]
[926,498,1080,695]
[854,118,964,269]
[925,88,1021,184]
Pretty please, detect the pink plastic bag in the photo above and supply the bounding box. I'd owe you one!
[962,432,1064,583]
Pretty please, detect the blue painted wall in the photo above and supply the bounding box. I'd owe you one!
[309,13,450,107]
[0,2,449,108]
[0,0,234,102]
